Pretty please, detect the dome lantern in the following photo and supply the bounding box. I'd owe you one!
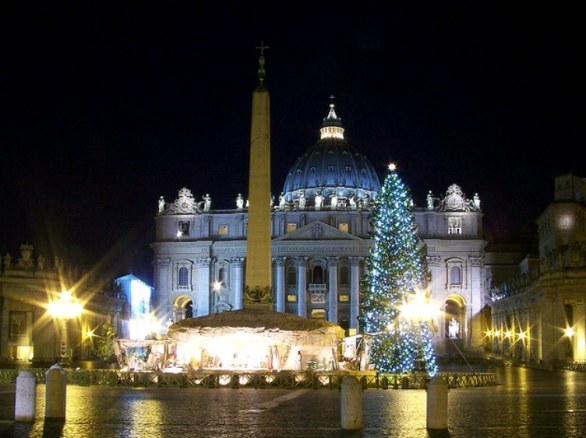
[280,99,381,210]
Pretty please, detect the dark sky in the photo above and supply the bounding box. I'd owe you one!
[1,2,584,283]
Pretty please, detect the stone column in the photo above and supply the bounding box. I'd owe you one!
[327,257,339,324]
[195,257,211,317]
[274,257,287,312]
[156,258,173,321]
[541,296,565,368]
[553,297,567,364]
[349,257,362,331]
[230,257,245,310]
[297,257,308,318]
[468,256,484,350]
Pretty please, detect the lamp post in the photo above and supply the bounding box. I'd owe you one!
[48,291,83,366]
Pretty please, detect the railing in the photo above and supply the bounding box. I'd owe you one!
[0,369,499,389]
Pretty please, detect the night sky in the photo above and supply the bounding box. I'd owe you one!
[1,2,584,283]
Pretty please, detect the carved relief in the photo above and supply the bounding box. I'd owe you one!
[166,188,202,215]
[437,184,480,212]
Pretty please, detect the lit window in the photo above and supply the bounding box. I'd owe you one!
[218,225,229,235]
[178,221,190,236]
[338,222,349,233]
[448,217,461,235]
[287,223,297,233]
[560,214,571,229]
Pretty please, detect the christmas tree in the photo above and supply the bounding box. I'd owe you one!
[361,163,438,375]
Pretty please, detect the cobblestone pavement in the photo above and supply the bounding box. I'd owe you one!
[1,366,586,437]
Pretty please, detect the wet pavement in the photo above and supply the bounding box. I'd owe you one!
[1,366,586,437]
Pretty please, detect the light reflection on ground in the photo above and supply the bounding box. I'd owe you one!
[1,366,586,437]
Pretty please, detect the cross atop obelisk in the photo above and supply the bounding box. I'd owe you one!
[255,40,269,86]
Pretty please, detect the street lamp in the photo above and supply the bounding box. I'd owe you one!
[48,290,83,365]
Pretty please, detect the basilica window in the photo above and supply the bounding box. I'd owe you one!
[448,217,462,235]
[339,266,349,286]
[287,223,297,233]
[178,221,190,236]
[450,266,461,285]
[312,266,324,284]
[287,267,296,286]
[218,224,229,235]
[178,267,189,289]
[338,222,349,233]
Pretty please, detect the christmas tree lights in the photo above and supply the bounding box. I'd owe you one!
[360,163,438,375]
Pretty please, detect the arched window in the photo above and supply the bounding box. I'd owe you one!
[450,266,461,285]
[287,267,296,286]
[178,267,189,287]
[339,266,349,285]
[312,266,324,284]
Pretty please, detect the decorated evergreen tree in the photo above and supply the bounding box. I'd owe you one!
[360,163,438,375]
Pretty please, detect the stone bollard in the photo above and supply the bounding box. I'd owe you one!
[426,376,449,430]
[15,370,37,422]
[45,364,67,421]
[340,376,362,430]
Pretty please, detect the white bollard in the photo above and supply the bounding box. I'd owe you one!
[15,370,37,422]
[340,376,362,430]
[426,376,449,430]
[45,364,67,421]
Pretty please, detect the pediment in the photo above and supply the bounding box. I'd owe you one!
[273,220,362,241]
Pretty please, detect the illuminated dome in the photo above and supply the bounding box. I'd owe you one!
[281,100,380,207]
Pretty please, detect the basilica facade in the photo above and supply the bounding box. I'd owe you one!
[152,101,502,357]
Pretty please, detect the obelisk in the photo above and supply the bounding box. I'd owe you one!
[244,42,272,309]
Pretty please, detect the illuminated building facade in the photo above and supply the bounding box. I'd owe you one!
[489,173,586,369]
[0,250,142,364]
[152,99,497,357]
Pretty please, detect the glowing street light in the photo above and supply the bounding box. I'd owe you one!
[212,281,222,313]
[399,288,437,322]
[565,327,575,337]
[48,290,83,365]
